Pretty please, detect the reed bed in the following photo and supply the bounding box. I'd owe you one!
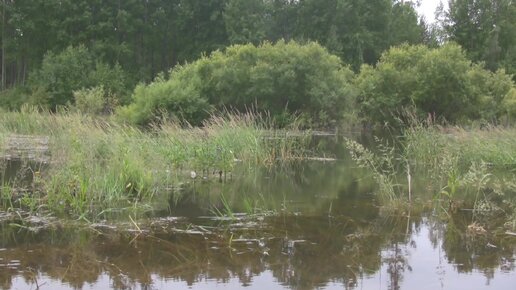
[0,108,309,220]
[404,124,516,170]
[345,119,516,228]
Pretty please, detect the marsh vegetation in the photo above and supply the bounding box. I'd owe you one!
[0,109,311,221]
[0,0,515,289]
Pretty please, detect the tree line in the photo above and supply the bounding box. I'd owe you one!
[0,0,428,89]
[0,0,514,126]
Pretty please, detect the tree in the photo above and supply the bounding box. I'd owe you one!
[445,0,516,75]
[118,41,356,127]
[223,0,268,45]
[174,0,229,63]
[28,45,128,108]
[388,1,425,46]
[356,43,515,124]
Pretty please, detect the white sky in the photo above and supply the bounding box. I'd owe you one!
[414,0,447,22]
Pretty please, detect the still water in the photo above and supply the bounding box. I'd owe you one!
[0,137,515,290]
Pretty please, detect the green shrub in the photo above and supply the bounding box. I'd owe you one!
[116,70,212,125]
[356,43,515,124]
[73,86,114,115]
[0,86,32,109]
[502,87,516,121]
[28,45,129,109]
[118,41,356,127]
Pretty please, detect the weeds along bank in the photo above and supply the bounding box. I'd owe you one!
[346,122,516,230]
[405,124,516,229]
[0,109,309,221]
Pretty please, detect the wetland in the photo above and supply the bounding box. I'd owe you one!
[1,115,515,290]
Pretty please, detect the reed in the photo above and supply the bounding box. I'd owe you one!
[345,117,516,224]
[0,108,309,220]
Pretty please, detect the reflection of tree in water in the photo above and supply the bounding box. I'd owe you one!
[378,213,417,290]
[424,208,516,290]
[432,211,516,278]
[0,208,515,289]
[0,211,389,290]
[384,242,410,290]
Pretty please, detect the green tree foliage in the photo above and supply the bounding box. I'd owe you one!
[117,68,211,126]
[1,0,514,127]
[0,86,31,109]
[356,43,515,124]
[294,0,425,70]
[28,45,127,108]
[388,2,426,46]
[444,0,516,75]
[73,86,106,115]
[503,87,516,121]
[0,0,426,90]
[223,0,268,44]
[118,41,355,127]
[73,86,121,115]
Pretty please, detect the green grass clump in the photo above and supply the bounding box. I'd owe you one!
[345,120,516,225]
[0,108,308,221]
[404,125,516,170]
[403,123,516,223]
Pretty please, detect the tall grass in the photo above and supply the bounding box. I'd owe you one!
[345,116,516,224]
[404,124,516,171]
[403,122,516,223]
[0,108,309,220]
[345,137,407,202]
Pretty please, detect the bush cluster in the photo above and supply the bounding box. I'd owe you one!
[0,41,514,127]
[355,44,515,125]
[118,41,356,127]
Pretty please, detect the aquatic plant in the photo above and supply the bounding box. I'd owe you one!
[346,115,516,228]
[0,108,309,221]
[344,137,409,203]
[403,121,516,225]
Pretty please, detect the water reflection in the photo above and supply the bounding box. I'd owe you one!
[1,136,515,289]
[1,206,514,289]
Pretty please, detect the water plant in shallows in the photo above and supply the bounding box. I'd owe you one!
[0,109,309,221]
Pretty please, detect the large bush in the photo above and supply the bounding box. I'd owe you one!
[28,45,129,109]
[118,41,356,126]
[356,43,515,124]
[117,69,212,125]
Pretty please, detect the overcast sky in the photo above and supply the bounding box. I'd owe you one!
[415,0,447,22]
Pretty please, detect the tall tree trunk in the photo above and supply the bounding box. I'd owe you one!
[2,0,6,90]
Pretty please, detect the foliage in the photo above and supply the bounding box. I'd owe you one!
[502,87,516,122]
[119,41,356,127]
[294,0,423,70]
[0,86,32,109]
[116,68,212,126]
[0,109,308,220]
[356,43,515,124]
[0,0,427,92]
[388,2,426,46]
[73,86,120,115]
[223,0,268,45]
[28,45,128,109]
[444,0,516,75]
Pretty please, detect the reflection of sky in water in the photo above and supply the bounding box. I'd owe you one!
[6,222,515,290]
[358,224,516,290]
[2,136,515,290]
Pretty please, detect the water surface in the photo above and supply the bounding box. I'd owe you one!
[1,136,515,290]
